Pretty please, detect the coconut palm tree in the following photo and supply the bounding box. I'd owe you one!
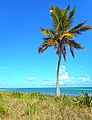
[38,5,92,96]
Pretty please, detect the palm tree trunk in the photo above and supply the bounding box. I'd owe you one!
[56,51,62,96]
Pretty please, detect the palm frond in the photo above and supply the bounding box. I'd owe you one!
[43,37,50,40]
[76,25,92,34]
[50,6,62,28]
[69,6,76,19]
[70,47,74,57]
[38,44,47,53]
[57,5,71,31]
[59,32,75,40]
[66,39,84,49]
[55,46,60,56]
[62,5,70,21]
[38,37,57,53]
[70,40,84,49]
[64,41,75,58]
[70,21,92,34]
[40,27,55,38]
[38,41,51,53]
[62,45,66,61]
[70,21,87,32]
[38,4,92,62]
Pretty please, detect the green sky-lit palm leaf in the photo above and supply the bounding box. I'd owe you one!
[40,27,55,38]
[76,25,92,34]
[69,6,76,19]
[39,4,92,59]
[50,6,62,28]
[38,37,56,53]
[71,21,86,30]
[62,45,66,61]
[70,21,87,33]
[70,40,84,49]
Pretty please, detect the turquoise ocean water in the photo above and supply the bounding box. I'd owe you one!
[0,87,92,96]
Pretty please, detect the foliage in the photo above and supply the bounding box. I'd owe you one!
[29,92,51,100]
[54,95,62,102]
[74,92,92,107]
[10,91,24,98]
[38,5,92,60]
[0,93,3,99]
[38,4,92,96]
[29,92,41,98]
[0,105,8,115]
[27,103,37,117]
[0,92,92,119]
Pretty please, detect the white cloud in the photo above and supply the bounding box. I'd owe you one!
[77,75,90,82]
[69,75,92,86]
[60,72,69,80]
[43,65,92,87]
[44,66,92,87]
[59,65,69,81]
[27,77,36,81]
[44,65,70,86]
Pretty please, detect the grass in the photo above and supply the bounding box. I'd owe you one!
[0,91,92,120]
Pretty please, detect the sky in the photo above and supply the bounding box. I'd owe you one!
[0,0,92,88]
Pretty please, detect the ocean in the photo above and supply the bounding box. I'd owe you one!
[0,87,92,96]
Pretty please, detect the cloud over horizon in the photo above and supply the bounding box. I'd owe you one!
[59,65,69,81]
[43,65,92,87]
[43,65,70,86]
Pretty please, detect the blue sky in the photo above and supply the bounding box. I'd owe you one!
[0,0,92,88]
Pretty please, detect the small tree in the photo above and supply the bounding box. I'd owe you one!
[38,5,92,96]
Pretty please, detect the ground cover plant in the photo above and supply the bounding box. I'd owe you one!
[0,91,92,120]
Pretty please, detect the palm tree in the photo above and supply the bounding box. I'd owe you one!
[38,5,92,96]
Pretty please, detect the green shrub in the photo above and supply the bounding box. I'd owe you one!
[0,93,3,99]
[54,95,62,102]
[29,92,50,100]
[27,103,37,117]
[74,92,92,107]
[29,92,41,99]
[10,91,24,98]
[0,105,8,115]
[54,95,73,104]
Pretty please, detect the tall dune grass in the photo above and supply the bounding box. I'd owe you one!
[0,91,92,120]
